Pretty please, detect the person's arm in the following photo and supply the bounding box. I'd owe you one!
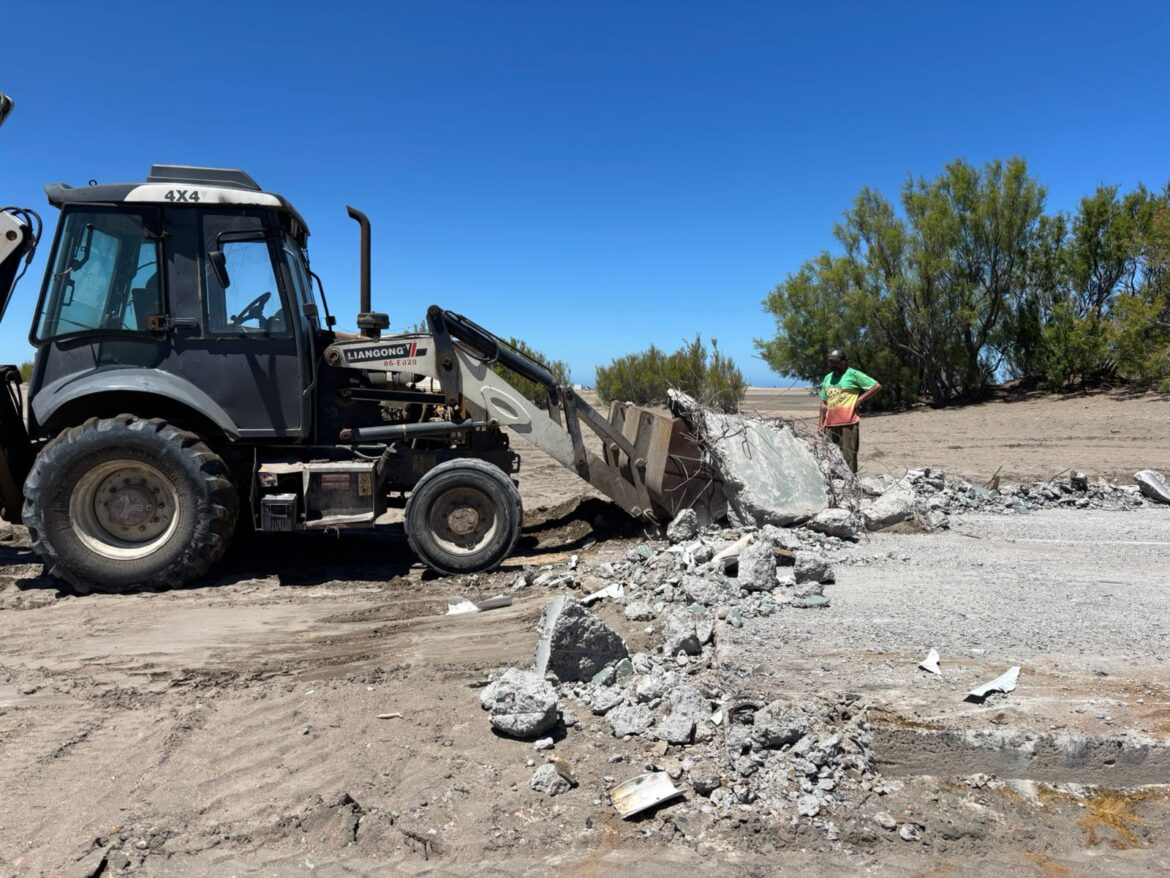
[856,381,881,407]
[817,400,828,434]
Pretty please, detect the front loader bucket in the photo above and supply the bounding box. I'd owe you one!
[604,401,725,524]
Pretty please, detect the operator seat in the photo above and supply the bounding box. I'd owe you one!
[128,273,159,330]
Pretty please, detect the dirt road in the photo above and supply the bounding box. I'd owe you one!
[1,393,1168,876]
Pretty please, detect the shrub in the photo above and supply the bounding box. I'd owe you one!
[595,335,746,413]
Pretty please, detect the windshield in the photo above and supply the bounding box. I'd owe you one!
[34,209,160,341]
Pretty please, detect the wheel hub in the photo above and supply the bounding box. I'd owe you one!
[446,505,481,537]
[69,461,179,559]
[93,471,171,539]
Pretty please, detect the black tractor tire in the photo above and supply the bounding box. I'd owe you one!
[22,415,238,594]
[404,458,523,575]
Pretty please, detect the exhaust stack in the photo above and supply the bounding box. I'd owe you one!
[347,205,389,338]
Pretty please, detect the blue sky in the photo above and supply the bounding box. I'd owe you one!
[3,1,1169,385]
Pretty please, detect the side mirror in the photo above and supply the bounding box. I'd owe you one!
[0,94,12,130]
[208,249,230,288]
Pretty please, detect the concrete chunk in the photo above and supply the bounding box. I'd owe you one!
[654,712,695,745]
[480,668,559,739]
[863,487,916,531]
[529,763,572,796]
[607,702,655,738]
[661,610,701,656]
[666,508,700,543]
[623,600,655,621]
[793,552,834,584]
[681,573,725,606]
[736,539,777,592]
[1135,469,1170,504]
[807,508,861,540]
[533,596,628,683]
[752,699,810,749]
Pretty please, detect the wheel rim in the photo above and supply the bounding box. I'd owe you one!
[68,460,181,561]
[426,485,499,557]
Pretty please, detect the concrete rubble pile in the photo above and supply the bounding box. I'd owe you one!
[858,466,1159,532]
[480,513,889,834]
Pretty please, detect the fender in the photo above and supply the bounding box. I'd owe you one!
[32,368,241,440]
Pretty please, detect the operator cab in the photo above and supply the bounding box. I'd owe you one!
[29,165,334,442]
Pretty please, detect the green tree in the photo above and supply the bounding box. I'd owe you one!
[759,158,1046,406]
[491,337,571,407]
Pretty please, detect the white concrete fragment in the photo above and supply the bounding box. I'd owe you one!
[446,597,479,615]
[711,534,752,572]
[965,666,1020,703]
[918,648,942,676]
[581,583,625,606]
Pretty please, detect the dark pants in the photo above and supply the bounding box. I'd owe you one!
[826,423,860,473]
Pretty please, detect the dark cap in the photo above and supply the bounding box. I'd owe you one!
[828,349,846,361]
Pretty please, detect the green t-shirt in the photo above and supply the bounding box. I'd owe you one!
[819,367,876,426]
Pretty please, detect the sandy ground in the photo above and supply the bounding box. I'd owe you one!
[741,386,1170,484]
[1,391,1169,875]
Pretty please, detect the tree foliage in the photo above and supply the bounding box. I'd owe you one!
[758,158,1170,402]
[595,335,746,413]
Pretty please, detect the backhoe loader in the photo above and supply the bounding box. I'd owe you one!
[0,92,719,593]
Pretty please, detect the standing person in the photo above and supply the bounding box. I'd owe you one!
[817,350,880,474]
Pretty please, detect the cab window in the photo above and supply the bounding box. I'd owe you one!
[201,212,289,336]
[33,209,161,341]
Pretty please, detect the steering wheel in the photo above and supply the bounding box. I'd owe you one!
[229,291,272,328]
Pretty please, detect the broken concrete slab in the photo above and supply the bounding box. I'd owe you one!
[635,673,674,704]
[760,524,802,551]
[480,668,559,739]
[668,684,711,724]
[863,487,917,531]
[1135,469,1170,504]
[533,596,628,683]
[791,594,831,609]
[681,573,725,606]
[669,390,828,526]
[588,687,626,715]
